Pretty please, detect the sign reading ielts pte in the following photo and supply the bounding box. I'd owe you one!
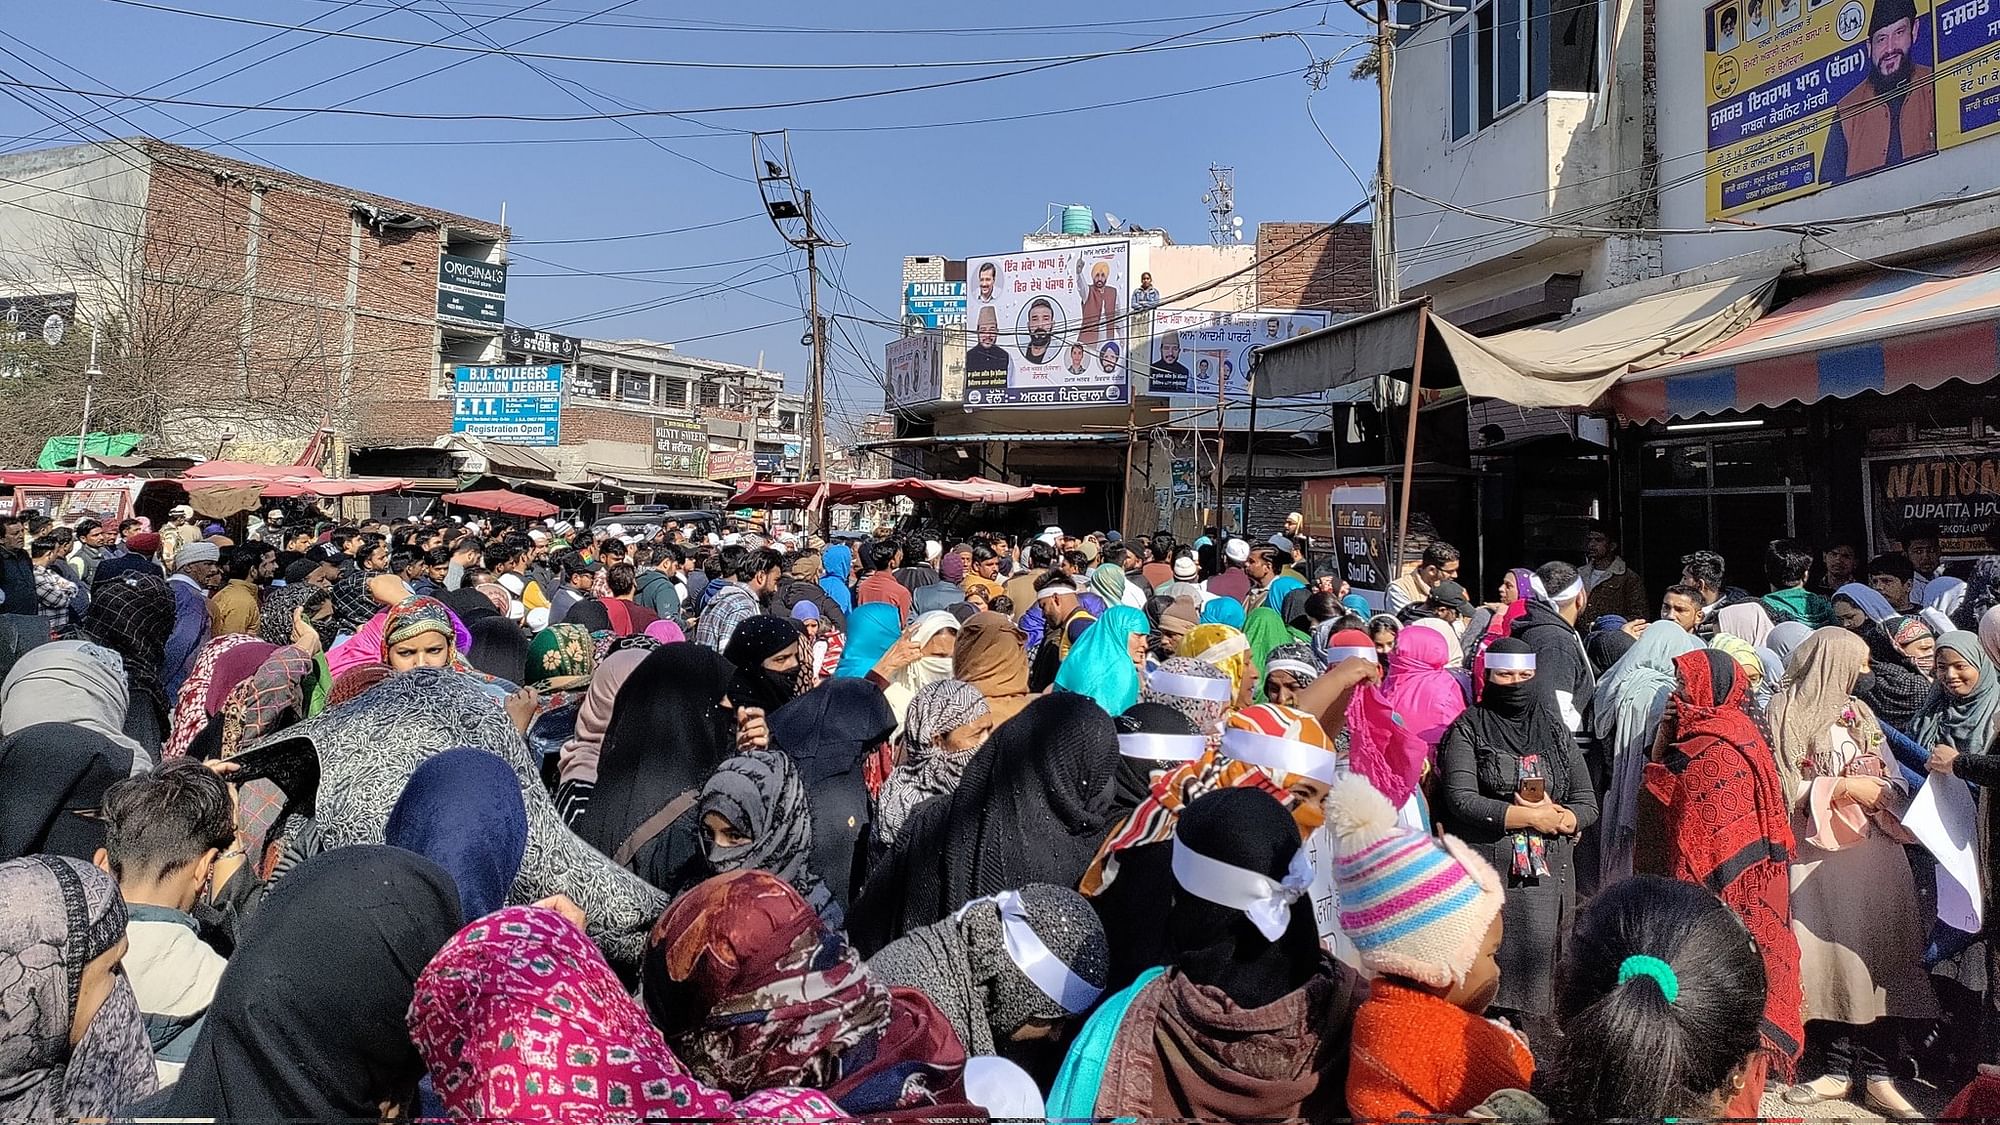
[454,364,562,446]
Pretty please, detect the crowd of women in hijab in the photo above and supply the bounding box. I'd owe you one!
[14,506,2000,1123]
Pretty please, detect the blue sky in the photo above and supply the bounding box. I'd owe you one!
[0,0,1382,434]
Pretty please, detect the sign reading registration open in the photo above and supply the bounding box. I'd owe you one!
[1705,0,2000,219]
[453,364,562,446]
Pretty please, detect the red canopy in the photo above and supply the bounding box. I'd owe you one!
[728,476,1083,509]
[175,460,410,497]
[443,488,559,518]
[0,471,113,488]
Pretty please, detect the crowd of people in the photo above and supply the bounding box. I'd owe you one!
[7,501,2000,1122]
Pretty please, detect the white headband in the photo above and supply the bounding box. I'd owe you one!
[1118,732,1209,762]
[1485,650,1537,671]
[954,890,1102,1014]
[1220,727,1337,783]
[1036,583,1078,598]
[1147,669,1234,702]
[1530,574,1583,604]
[1326,645,1378,664]
[1170,835,1315,941]
[1265,658,1319,681]
[1192,634,1250,664]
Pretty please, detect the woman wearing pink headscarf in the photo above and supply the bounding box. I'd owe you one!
[1346,625,1468,807]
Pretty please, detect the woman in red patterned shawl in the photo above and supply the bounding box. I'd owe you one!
[641,870,984,1121]
[1643,646,1804,1107]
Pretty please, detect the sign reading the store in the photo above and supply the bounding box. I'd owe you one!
[1867,452,2000,554]
[503,325,581,361]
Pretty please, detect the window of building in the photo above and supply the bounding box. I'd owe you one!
[778,410,800,433]
[656,376,688,409]
[617,370,652,404]
[573,363,612,400]
[1638,429,1813,596]
[1449,0,1600,140]
[698,379,722,407]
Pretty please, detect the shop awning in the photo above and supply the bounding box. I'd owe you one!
[1251,275,1778,408]
[854,432,1125,451]
[588,466,731,498]
[0,470,113,488]
[1608,248,2000,421]
[729,476,1084,509]
[176,461,411,498]
[443,488,559,518]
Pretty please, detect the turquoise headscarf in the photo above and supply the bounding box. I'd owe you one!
[1265,575,1305,618]
[1198,597,1246,629]
[1052,605,1151,716]
[834,602,902,679]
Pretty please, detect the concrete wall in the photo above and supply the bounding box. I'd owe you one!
[1388,0,1656,295]
[0,142,151,312]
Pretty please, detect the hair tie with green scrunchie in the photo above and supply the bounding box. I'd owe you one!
[1617,954,1680,1003]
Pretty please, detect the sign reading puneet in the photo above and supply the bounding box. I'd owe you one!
[453,364,561,446]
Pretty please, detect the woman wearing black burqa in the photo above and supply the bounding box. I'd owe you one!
[848,692,1120,956]
[570,643,739,892]
[128,846,461,1119]
[767,677,894,913]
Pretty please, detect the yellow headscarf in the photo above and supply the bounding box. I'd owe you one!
[1182,623,1253,707]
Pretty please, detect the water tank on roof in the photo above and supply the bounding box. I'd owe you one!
[1060,204,1094,235]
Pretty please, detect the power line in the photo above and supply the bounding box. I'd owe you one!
[96,4,1309,72]
[2,0,1320,119]
[283,0,1312,36]
[508,212,761,245]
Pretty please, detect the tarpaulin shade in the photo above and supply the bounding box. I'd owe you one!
[442,488,559,518]
[1251,276,1778,409]
[0,470,112,487]
[1609,248,2000,421]
[175,460,410,498]
[729,476,1084,509]
[36,432,143,470]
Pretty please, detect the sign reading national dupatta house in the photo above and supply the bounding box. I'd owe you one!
[438,254,506,328]
[1865,452,2000,557]
[453,364,561,446]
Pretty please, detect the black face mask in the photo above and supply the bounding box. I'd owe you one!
[1852,671,1877,697]
[1481,680,1535,720]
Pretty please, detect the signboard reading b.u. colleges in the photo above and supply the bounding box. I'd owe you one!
[454,364,561,446]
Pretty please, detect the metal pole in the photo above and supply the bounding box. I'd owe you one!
[804,190,825,484]
[1375,0,1401,310]
[75,325,101,470]
[1210,370,1228,533]
[1240,386,1258,530]
[1394,304,1430,576]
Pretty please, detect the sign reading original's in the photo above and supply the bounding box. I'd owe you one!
[438,254,506,327]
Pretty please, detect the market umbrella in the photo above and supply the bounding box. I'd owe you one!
[442,488,559,519]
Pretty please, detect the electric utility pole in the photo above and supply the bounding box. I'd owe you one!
[753,133,841,483]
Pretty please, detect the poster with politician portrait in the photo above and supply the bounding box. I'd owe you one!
[962,242,1129,408]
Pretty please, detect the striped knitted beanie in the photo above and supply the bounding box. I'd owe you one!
[1324,772,1504,988]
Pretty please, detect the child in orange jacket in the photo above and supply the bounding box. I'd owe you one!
[1328,773,1533,1118]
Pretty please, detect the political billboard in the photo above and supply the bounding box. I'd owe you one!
[1145,308,1333,398]
[962,242,1129,408]
[453,364,562,446]
[884,333,943,410]
[1705,0,2000,219]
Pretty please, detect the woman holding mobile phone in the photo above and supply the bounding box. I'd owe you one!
[1434,637,1596,1039]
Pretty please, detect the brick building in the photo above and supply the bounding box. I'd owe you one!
[0,139,792,514]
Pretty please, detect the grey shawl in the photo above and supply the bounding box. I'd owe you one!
[0,640,152,773]
[698,750,833,916]
[0,856,157,1119]
[868,882,1110,1056]
[239,667,668,968]
[875,679,990,846]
